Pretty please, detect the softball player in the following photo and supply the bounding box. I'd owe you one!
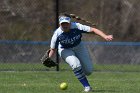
[48,13,113,92]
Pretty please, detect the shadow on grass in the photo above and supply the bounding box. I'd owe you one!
[93,89,119,92]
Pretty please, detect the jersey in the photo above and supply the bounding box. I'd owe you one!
[50,22,91,49]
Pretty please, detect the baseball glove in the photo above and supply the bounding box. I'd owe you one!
[41,50,58,68]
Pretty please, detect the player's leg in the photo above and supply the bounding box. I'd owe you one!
[73,43,93,92]
[74,43,93,76]
[58,48,91,90]
[58,48,81,69]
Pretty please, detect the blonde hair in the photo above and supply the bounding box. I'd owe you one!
[59,13,96,26]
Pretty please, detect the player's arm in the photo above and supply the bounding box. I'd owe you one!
[90,27,113,41]
[48,48,56,58]
[40,30,59,68]
[75,23,113,41]
[49,30,59,58]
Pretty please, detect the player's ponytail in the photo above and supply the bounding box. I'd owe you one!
[59,13,96,26]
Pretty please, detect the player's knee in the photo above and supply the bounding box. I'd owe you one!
[67,56,81,70]
[71,63,81,70]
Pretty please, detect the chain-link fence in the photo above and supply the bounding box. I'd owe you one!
[0,0,140,71]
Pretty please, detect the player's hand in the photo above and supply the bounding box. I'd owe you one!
[104,35,113,41]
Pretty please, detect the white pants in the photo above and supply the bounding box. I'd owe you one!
[58,43,93,75]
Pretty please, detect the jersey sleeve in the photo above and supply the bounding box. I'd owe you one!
[73,22,91,32]
[50,31,59,49]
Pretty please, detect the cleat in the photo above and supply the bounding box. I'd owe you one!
[84,86,93,92]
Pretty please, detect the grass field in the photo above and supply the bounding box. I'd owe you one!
[0,63,140,93]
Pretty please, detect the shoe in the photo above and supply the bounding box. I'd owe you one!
[84,86,93,92]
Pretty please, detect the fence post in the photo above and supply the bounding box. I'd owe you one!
[55,0,59,71]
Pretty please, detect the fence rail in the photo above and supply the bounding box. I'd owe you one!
[0,40,140,71]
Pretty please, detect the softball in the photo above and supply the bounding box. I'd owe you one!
[60,82,68,90]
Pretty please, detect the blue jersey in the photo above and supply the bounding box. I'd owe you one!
[50,22,91,49]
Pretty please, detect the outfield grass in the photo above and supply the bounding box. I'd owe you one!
[0,63,140,93]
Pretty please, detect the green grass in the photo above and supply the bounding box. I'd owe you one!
[0,63,140,93]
